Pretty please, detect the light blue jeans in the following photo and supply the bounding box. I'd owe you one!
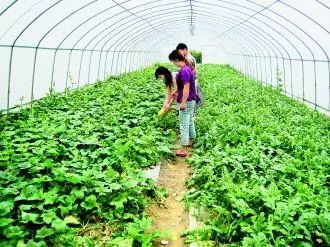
[177,100,196,146]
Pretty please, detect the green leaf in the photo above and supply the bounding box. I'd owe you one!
[16,240,26,247]
[64,215,80,225]
[17,162,33,169]
[0,201,14,216]
[157,145,172,154]
[41,211,57,224]
[105,167,119,178]
[15,185,43,201]
[26,240,47,247]
[51,219,68,232]
[36,226,55,239]
[66,173,82,184]
[3,226,27,239]
[81,195,98,210]
[110,192,128,215]
[43,187,59,205]
[0,217,14,227]
[109,183,122,191]
[71,187,85,199]
[108,237,133,246]
[19,204,34,211]
[21,212,40,224]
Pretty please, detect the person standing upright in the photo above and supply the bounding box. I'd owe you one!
[168,50,198,157]
[176,43,197,74]
[176,43,203,107]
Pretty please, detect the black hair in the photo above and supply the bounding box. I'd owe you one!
[155,66,173,87]
[176,43,188,50]
[168,50,185,62]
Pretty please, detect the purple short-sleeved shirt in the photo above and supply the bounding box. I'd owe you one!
[176,65,197,103]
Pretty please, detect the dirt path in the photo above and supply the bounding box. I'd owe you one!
[148,153,192,247]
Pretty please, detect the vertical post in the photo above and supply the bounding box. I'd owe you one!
[301,59,305,102]
[328,61,330,112]
[87,50,93,84]
[110,51,117,75]
[50,50,58,91]
[78,50,85,87]
[276,56,279,88]
[104,50,110,79]
[313,60,317,109]
[31,47,38,102]
[289,58,293,99]
[97,50,103,81]
[282,57,286,94]
[114,51,121,75]
[119,51,125,75]
[124,51,130,73]
[270,57,273,86]
[65,50,73,90]
[6,46,14,112]
[259,55,263,83]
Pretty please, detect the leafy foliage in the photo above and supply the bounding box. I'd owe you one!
[186,65,330,246]
[0,67,177,246]
[190,50,202,64]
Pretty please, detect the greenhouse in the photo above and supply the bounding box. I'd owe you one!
[0,0,329,246]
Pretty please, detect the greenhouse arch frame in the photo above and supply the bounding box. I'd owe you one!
[0,0,329,114]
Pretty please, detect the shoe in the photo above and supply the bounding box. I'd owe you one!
[175,149,188,157]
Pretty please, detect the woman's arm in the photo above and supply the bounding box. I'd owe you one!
[170,77,178,100]
[173,77,178,93]
[179,83,190,110]
[163,86,172,108]
[163,76,178,112]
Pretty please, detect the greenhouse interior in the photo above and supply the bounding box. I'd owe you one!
[0,0,329,246]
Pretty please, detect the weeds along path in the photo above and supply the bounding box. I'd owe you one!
[147,150,192,246]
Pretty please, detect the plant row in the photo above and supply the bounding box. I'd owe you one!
[185,65,330,246]
[0,67,177,246]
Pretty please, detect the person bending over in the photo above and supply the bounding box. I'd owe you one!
[155,66,178,113]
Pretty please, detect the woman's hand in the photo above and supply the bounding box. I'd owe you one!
[179,102,186,111]
[164,103,171,112]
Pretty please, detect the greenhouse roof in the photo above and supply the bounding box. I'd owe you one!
[0,0,329,112]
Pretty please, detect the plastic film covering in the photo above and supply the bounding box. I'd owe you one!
[0,0,329,113]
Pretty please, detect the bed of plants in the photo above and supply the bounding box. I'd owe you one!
[0,66,177,246]
[2,63,329,247]
[185,65,330,246]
